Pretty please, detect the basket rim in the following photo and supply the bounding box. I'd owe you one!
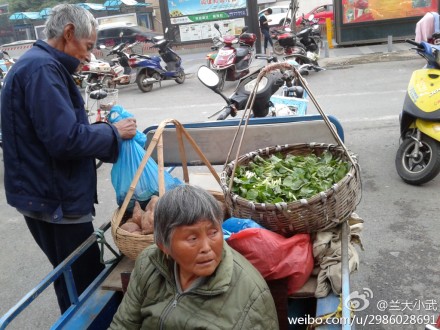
[220,143,359,210]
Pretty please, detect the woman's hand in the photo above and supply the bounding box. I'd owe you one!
[113,118,137,139]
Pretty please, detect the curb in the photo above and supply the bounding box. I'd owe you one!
[319,50,420,67]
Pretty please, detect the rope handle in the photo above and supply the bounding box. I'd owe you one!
[226,62,358,192]
[113,119,221,229]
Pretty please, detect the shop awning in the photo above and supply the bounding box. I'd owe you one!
[103,0,152,11]
[9,12,42,20]
[39,8,52,19]
[77,3,107,11]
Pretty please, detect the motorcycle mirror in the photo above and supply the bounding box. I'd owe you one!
[197,65,219,89]
[242,26,249,33]
[214,23,220,30]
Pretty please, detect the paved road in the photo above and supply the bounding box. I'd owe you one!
[1,47,439,329]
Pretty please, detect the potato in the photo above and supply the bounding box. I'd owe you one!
[141,209,154,235]
[132,201,143,227]
[145,195,159,212]
[120,222,141,233]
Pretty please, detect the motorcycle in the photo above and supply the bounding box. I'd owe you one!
[197,55,311,120]
[274,15,322,68]
[80,53,115,90]
[205,27,231,68]
[103,40,140,87]
[135,30,185,93]
[395,39,440,185]
[270,24,293,56]
[297,14,323,56]
[208,23,257,92]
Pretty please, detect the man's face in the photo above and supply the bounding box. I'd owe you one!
[64,28,97,66]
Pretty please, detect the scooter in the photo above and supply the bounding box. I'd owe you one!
[205,27,231,68]
[197,55,310,120]
[275,16,322,68]
[135,30,185,93]
[395,39,440,185]
[209,23,257,92]
[101,40,141,88]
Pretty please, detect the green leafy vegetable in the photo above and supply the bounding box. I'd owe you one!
[230,151,350,203]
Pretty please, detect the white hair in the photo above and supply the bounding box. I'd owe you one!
[44,4,98,40]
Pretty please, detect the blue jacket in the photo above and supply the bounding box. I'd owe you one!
[1,40,121,221]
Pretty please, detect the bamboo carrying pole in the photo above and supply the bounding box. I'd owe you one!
[113,119,222,228]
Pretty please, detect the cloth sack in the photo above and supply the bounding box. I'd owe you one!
[313,212,364,298]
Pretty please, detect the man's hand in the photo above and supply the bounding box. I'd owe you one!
[113,118,137,139]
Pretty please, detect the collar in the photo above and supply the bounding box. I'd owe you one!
[34,39,80,74]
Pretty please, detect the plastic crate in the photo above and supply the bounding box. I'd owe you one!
[270,94,309,116]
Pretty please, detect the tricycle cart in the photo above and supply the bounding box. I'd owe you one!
[0,63,361,329]
[0,114,357,330]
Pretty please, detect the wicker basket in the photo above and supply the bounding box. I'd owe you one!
[111,207,155,260]
[111,119,223,260]
[220,143,361,237]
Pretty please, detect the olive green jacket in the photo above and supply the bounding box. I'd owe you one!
[109,243,279,330]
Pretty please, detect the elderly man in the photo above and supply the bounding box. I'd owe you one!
[0,4,137,313]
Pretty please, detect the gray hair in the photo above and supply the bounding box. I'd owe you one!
[154,185,224,248]
[44,4,98,40]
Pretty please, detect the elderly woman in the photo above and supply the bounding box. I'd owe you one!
[110,185,278,329]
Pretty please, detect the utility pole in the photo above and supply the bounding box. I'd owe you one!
[290,0,299,32]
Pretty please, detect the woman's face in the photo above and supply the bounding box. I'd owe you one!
[165,219,223,288]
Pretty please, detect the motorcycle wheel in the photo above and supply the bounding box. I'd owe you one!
[101,76,116,89]
[137,72,154,93]
[395,134,440,185]
[273,41,284,56]
[217,70,226,92]
[175,70,185,84]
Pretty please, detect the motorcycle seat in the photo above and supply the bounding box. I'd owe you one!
[133,54,151,60]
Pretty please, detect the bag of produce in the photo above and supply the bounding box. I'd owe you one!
[108,106,182,208]
[226,227,314,294]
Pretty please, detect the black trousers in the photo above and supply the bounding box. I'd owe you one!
[261,29,274,50]
[25,217,105,313]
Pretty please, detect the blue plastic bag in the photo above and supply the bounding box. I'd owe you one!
[108,105,146,147]
[108,106,182,208]
[222,217,264,239]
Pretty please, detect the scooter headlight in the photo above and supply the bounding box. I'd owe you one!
[244,77,269,93]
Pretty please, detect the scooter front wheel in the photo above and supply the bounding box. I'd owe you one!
[217,70,226,92]
[101,76,116,89]
[395,134,440,185]
[273,41,284,56]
